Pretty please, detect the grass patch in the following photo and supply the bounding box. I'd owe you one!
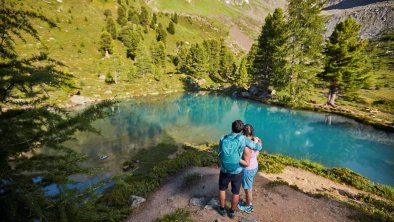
[258,152,394,201]
[153,208,194,222]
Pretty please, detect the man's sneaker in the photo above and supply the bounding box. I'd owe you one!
[238,200,246,208]
[228,209,236,218]
[217,207,226,216]
[238,204,254,214]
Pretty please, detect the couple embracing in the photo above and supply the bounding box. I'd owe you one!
[218,120,262,218]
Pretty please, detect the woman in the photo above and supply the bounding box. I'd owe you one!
[238,124,261,213]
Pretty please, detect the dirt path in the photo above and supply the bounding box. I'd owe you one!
[126,166,364,222]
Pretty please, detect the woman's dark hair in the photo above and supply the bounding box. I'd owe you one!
[232,120,244,133]
[243,124,254,137]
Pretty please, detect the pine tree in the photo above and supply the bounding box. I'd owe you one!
[156,23,167,42]
[321,17,371,101]
[127,9,134,21]
[106,17,117,39]
[140,6,149,26]
[253,8,288,91]
[117,6,127,26]
[203,39,221,75]
[119,25,141,60]
[128,63,138,81]
[287,0,325,104]
[175,43,189,73]
[99,31,114,55]
[167,21,175,35]
[185,43,208,78]
[218,40,237,82]
[238,57,250,88]
[150,13,157,29]
[131,14,140,25]
[135,44,153,76]
[172,13,178,24]
[104,9,112,17]
[150,41,166,69]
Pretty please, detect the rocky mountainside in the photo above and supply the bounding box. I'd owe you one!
[322,0,394,38]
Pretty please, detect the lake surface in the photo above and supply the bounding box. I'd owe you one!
[64,93,394,186]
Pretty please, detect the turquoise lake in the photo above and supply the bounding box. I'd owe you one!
[65,93,394,186]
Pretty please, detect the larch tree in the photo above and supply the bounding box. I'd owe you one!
[253,8,288,91]
[321,17,371,102]
[286,0,325,104]
[99,31,114,56]
[106,17,117,39]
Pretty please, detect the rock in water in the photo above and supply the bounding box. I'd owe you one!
[241,92,250,98]
[129,195,146,208]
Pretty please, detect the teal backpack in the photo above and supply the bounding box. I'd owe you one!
[219,134,242,173]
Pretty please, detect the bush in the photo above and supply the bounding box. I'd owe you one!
[105,73,115,84]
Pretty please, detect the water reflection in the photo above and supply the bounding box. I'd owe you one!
[64,93,394,186]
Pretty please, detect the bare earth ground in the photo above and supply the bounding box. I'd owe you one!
[125,166,371,222]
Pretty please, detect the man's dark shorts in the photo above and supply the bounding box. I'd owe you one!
[218,170,244,195]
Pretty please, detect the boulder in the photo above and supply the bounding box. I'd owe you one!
[197,78,206,86]
[189,197,206,207]
[241,92,250,98]
[204,198,219,210]
[104,90,112,94]
[129,195,146,208]
[69,95,92,105]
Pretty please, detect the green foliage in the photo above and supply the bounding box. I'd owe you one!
[99,31,114,55]
[287,0,325,103]
[0,1,73,104]
[140,6,149,26]
[167,21,175,35]
[105,72,115,84]
[150,41,167,69]
[117,6,127,26]
[218,40,237,82]
[106,17,117,39]
[156,23,167,42]
[175,42,189,73]
[135,44,153,76]
[118,24,141,60]
[258,152,394,201]
[203,39,221,75]
[237,57,250,88]
[104,9,112,17]
[153,209,194,222]
[252,8,288,91]
[127,64,138,81]
[150,13,157,29]
[321,17,371,98]
[0,101,116,221]
[131,14,141,25]
[185,43,208,78]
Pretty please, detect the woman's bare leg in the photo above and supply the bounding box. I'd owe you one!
[245,189,253,206]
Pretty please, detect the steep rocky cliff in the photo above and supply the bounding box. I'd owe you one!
[322,0,394,38]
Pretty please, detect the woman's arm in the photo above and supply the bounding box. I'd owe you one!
[240,147,252,167]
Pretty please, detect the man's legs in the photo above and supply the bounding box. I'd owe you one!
[231,194,240,211]
[219,190,226,208]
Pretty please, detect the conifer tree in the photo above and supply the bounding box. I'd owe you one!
[106,17,117,39]
[203,39,221,75]
[119,25,141,60]
[117,6,127,26]
[156,23,167,42]
[140,6,149,26]
[253,8,288,91]
[185,43,208,78]
[175,43,189,73]
[150,13,157,29]
[167,21,175,35]
[131,14,140,25]
[135,44,153,76]
[321,17,371,101]
[100,31,114,55]
[173,13,178,24]
[218,40,237,82]
[127,9,134,21]
[238,57,250,88]
[104,9,112,17]
[150,41,166,69]
[287,0,325,103]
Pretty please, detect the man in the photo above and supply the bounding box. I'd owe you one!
[218,120,262,218]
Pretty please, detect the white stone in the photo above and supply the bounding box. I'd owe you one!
[129,195,146,208]
[104,90,112,94]
[69,95,92,105]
